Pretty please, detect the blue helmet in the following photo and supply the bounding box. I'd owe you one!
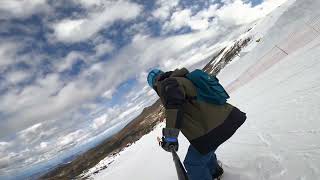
[147,69,163,88]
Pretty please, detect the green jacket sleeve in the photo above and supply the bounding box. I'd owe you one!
[159,78,186,133]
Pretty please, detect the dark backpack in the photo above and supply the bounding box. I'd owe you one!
[186,69,229,105]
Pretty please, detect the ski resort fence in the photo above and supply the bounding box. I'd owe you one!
[226,15,320,93]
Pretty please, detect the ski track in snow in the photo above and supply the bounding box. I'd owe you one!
[86,0,320,179]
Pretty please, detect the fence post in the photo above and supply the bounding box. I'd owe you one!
[275,45,289,55]
[305,22,320,35]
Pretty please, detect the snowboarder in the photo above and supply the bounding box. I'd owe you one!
[147,68,247,180]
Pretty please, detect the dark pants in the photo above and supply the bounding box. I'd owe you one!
[183,145,218,180]
[184,145,218,180]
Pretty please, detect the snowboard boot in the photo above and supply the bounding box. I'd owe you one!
[212,163,224,180]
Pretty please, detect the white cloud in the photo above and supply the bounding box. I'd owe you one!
[55,51,85,72]
[201,0,289,26]
[256,0,289,15]
[92,114,108,129]
[1,74,60,113]
[0,0,50,19]
[0,42,19,69]
[37,73,62,94]
[39,142,49,149]
[125,84,149,101]
[6,70,31,84]
[17,123,46,144]
[162,5,217,32]
[164,9,192,30]
[152,0,180,20]
[124,22,150,37]
[58,130,87,147]
[214,0,261,25]
[52,19,85,42]
[51,1,142,42]
[73,0,104,9]
[102,88,115,99]
[163,0,289,32]
[188,18,210,31]
[0,141,11,152]
[0,154,10,169]
[94,41,114,57]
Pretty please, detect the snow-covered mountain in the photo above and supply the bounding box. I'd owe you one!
[83,0,320,179]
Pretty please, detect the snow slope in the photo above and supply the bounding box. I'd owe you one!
[86,0,320,179]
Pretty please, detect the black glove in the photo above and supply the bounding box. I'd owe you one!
[159,137,179,152]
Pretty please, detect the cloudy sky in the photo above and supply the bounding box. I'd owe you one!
[0,0,287,178]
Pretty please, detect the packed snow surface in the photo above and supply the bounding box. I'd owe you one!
[87,0,320,179]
